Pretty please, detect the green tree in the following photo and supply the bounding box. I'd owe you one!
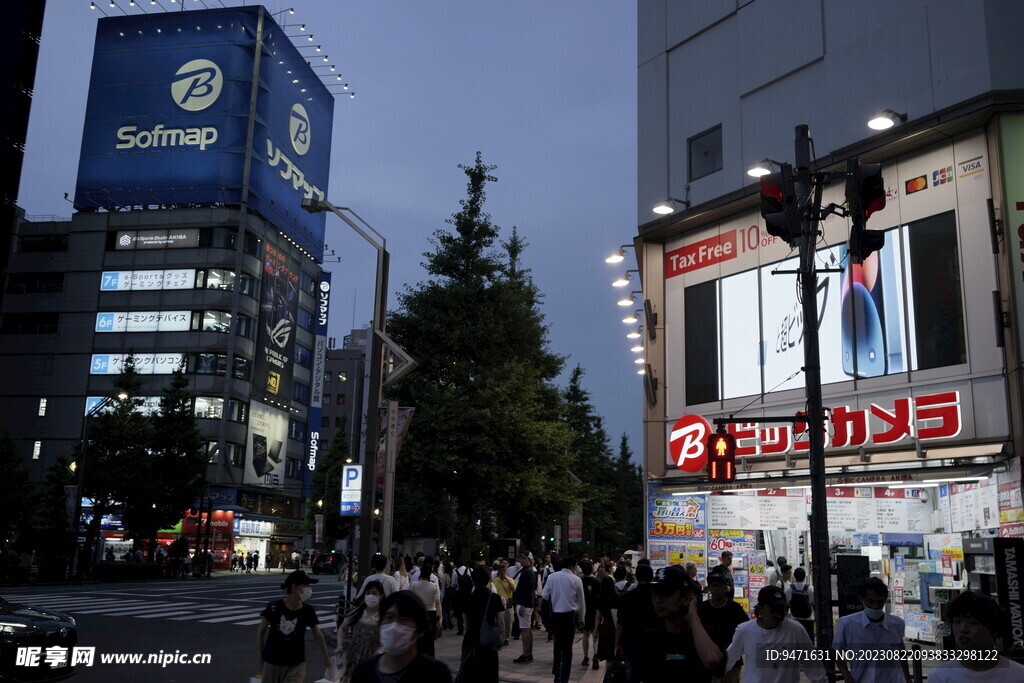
[0,432,36,574]
[387,153,575,556]
[79,356,147,564]
[613,433,644,551]
[35,456,76,580]
[121,364,206,560]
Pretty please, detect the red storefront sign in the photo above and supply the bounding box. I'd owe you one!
[665,231,738,278]
[669,391,961,464]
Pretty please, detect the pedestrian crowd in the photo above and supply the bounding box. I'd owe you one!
[253,551,1024,683]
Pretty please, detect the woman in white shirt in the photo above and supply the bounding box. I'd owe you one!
[393,555,410,591]
[410,558,442,657]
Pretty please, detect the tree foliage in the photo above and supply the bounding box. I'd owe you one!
[0,431,35,551]
[387,153,575,556]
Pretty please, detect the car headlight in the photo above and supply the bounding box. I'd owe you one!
[65,616,76,627]
[0,622,35,634]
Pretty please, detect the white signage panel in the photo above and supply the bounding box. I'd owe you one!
[95,311,191,333]
[100,269,195,291]
[89,353,184,375]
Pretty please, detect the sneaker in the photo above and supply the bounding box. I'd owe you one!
[581,657,590,667]
[593,659,600,670]
[513,655,533,664]
[504,640,510,646]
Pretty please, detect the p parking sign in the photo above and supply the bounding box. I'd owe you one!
[340,465,362,516]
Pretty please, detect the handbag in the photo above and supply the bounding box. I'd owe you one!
[478,595,503,648]
[602,657,628,683]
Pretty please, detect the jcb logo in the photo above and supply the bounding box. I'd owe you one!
[171,59,223,111]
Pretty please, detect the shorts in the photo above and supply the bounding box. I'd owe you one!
[516,606,534,628]
[261,662,306,683]
[583,610,596,632]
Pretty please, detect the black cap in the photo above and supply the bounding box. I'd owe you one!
[652,565,702,596]
[756,585,788,608]
[282,569,319,590]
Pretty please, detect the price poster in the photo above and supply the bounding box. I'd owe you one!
[893,553,906,618]
[648,484,706,567]
[667,544,687,565]
[709,529,756,553]
[746,550,768,617]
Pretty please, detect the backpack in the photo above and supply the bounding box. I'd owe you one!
[789,584,812,619]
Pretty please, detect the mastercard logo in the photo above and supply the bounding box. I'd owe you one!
[905,176,928,194]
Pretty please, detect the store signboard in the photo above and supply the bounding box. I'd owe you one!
[234,518,272,538]
[340,464,362,516]
[114,229,201,250]
[95,311,190,333]
[100,269,195,291]
[90,353,183,375]
[85,395,161,416]
[306,272,331,473]
[244,401,288,488]
[74,8,332,254]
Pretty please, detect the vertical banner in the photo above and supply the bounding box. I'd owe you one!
[997,114,1024,363]
[245,401,288,488]
[994,538,1024,648]
[568,507,583,543]
[893,553,906,618]
[306,272,331,474]
[314,514,324,544]
[745,551,768,617]
[254,242,298,406]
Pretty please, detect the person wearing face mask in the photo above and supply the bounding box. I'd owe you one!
[337,581,384,682]
[927,590,1024,682]
[724,586,826,683]
[255,570,330,683]
[833,578,910,683]
[351,590,452,683]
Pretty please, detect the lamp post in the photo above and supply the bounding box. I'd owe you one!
[70,391,127,579]
[301,198,391,580]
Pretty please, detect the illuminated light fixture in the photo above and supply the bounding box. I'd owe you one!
[921,476,986,484]
[349,92,355,98]
[336,75,343,80]
[129,0,135,5]
[323,55,328,61]
[636,367,646,375]
[612,269,637,288]
[888,482,940,489]
[630,344,644,353]
[617,289,641,307]
[622,311,639,324]
[626,327,642,340]
[308,34,314,41]
[299,24,306,31]
[633,357,645,364]
[292,79,299,83]
[747,158,784,178]
[605,244,630,264]
[652,197,690,215]
[867,109,907,131]
[109,0,115,5]
[69,461,78,473]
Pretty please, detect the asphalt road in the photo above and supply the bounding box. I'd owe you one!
[1,570,347,682]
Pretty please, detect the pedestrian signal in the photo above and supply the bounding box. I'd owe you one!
[707,431,736,484]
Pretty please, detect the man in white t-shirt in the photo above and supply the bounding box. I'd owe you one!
[355,553,398,597]
[725,586,826,683]
[927,591,1024,683]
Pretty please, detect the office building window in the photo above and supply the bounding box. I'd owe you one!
[6,272,64,294]
[320,416,329,429]
[297,307,314,332]
[193,354,228,376]
[324,372,332,383]
[32,441,42,459]
[244,231,261,257]
[288,418,307,442]
[232,356,251,381]
[334,416,343,428]
[194,396,225,419]
[688,125,723,181]
[17,234,68,252]
[323,394,331,404]
[227,400,248,424]
[205,441,220,464]
[296,343,312,368]
[301,271,316,295]
[292,381,310,404]
[227,442,245,467]
[285,458,302,478]
[0,313,59,334]
[337,371,347,382]
[336,394,346,405]
[38,398,47,417]
[199,268,235,291]
[195,310,232,334]
[236,314,255,339]
[239,273,259,298]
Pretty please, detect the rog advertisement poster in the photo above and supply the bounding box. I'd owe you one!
[245,401,287,488]
[253,242,299,406]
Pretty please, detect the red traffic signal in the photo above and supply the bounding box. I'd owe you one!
[707,431,736,484]
[846,158,886,263]
[759,163,801,246]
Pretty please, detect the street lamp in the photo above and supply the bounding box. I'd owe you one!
[70,391,128,579]
[301,198,416,581]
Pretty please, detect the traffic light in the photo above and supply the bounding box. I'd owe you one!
[707,429,736,484]
[759,162,801,247]
[846,158,886,263]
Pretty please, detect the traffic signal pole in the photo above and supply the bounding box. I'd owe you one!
[794,124,835,676]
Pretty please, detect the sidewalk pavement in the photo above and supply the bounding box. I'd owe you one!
[431,625,605,683]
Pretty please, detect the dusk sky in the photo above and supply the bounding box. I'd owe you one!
[19,1,642,459]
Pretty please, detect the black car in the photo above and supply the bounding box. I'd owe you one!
[311,552,345,575]
[0,596,77,682]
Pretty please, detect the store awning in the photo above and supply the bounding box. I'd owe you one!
[210,504,250,513]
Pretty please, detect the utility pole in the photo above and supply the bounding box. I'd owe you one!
[794,124,835,675]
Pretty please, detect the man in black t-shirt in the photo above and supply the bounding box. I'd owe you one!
[697,570,748,682]
[512,553,537,664]
[616,563,657,681]
[633,565,722,682]
[256,569,330,683]
[579,560,600,667]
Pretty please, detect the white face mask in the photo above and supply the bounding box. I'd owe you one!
[298,586,312,602]
[364,594,381,609]
[379,622,417,656]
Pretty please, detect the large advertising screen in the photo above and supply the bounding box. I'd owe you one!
[74,7,332,255]
[252,242,298,406]
[245,400,288,488]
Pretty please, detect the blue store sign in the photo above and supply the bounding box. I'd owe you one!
[75,7,333,255]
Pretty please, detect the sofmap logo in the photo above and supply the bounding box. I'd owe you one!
[171,59,223,111]
[289,103,311,156]
[318,280,330,326]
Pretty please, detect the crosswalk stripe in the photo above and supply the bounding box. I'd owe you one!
[42,600,144,610]
[133,610,199,619]
[14,597,132,606]
[70,602,196,615]
[167,608,257,621]
[197,611,274,623]
[233,618,266,626]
